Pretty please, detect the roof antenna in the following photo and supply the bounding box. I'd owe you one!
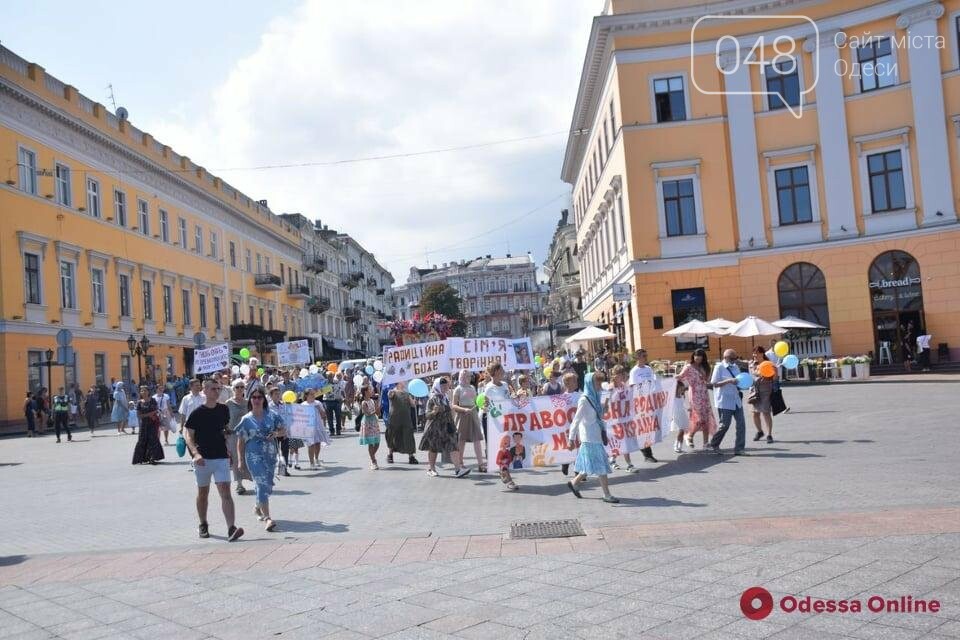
[106,84,117,110]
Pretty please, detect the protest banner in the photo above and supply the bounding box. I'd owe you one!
[280,403,321,444]
[381,339,448,384]
[485,378,676,470]
[193,343,230,375]
[276,339,311,367]
[506,337,535,370]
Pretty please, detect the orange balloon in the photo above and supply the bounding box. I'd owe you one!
[326,363,338,373]
[758,361,776,378]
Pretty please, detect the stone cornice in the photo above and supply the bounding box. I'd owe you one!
[897,1,944,28]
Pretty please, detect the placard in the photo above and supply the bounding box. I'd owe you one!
[193,343,230,375]
[276,339,311,367]
[381,340,449,384]
[280,403,322,445]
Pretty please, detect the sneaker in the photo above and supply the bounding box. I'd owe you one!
[644,455,658,463]
[455,467,472,478]
[408,456,419,464]
[198,523,209,538]
[427,469,438,477]
[625,464,637,473]
[686,437,694,449]
[710,445,722,455]
[56,438,61,443]
[766,436,774,444]
[733,450,748,456]
[294,464,301,470]
[610,458,621,470]
[673,441,682,453]
[236,484,246,495]
[560,463,570,476]
[227,525,244,542]
[753,431,764,441]
[602,495,620,504]
[254,506,265,521]
[567,481,582,499]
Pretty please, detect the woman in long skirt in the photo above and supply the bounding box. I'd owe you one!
[358,385,381,469]
[452,369,485,472]
[236,389,285,532]
[112,382,128,434]
[566,372,618,503]
[302,389,330,470]
[386,382,418,464]
[419,377,469,477]
[676,348,718,450]
[131,386,164,464]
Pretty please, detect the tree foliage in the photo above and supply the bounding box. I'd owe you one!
[420,282,466,337]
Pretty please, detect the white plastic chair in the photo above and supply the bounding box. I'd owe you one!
[878,341,893,365]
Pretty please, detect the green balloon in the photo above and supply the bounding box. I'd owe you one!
[239,347,251,359]
[257,367,265,376]
[475,393,486,409]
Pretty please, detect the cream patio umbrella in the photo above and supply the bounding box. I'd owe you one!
[662,319,721,338]
[726,315,787,348]
[705,317,735,352]
[772,316,826,330]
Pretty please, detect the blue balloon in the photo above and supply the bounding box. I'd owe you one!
[782,354,799,369]
[408,378,429,398]
[736,372,754,389]
[365,365,375,375]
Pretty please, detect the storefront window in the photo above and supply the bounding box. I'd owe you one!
[777,262,830,327]
[869,250,924,362]
[671,287,707,351]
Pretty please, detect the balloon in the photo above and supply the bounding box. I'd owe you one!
[308,364,319,374]
[374,361,383,371]
[319,384,333,395]
[239,348,250,359]
[475,393,486,409]
[736,372,754,389]
[408,378,429,398]
[281,390,297,404]
[353,374,364,387]
[257,367,264,376]
[758,361,776,378]
[231,365,240,375]
[365,365,374,375]
[783,354,799,369]
[326,363,338,373]
[543,366,553,378]
[774,341,790,358]
[535,355,542,365]
[299,368,309,378]
[239,364,251,376]
[373,371,384,383]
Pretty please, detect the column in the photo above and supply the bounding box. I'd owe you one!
[804,31,858,239]
[720,52,767,249]
[897,2,957,225]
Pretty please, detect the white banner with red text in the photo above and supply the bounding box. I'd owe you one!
[381,337,536,384]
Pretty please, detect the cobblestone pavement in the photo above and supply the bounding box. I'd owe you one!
[3,380,959,638]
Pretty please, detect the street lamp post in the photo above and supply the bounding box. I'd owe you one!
[44,347,55,391]
[126,334,151,383]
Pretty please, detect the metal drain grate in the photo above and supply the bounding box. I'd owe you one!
[510,519,585,540]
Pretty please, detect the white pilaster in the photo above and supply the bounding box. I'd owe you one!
[804,31,858,239]
[720,53,767,249]
[897,2,957,225]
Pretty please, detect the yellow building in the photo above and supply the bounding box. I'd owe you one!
[563,0,960,364]
[0,45,309,429]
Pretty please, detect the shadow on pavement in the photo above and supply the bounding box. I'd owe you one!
[608,496,707,508]
[295,465,360,478]
[269,489,310,496]
[777,439,875,445]
[0,554,26,566]
[279,520,349,534]
[0,462,23,467]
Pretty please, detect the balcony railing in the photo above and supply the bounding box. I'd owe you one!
[305,254,327,272]
[287,284,310,299]
[254,273,282,290]
[344,308,361,322]
[376,288,386,296]
[366,277,377,287]
[229,323,264,341]
[349,271,364,283]
[307,296,331,314]
[340,273,358,289]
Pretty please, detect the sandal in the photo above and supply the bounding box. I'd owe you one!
[265,518,278,532]
[567,481,582,499]
[254,506,265,521]
[506,481,519,491]
[478,464,487,473]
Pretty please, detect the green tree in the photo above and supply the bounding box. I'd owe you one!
[419,282,466,337]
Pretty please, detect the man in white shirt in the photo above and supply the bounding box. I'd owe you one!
[764,338,781,367]
[916,333,932,371]
[178,378,206,471]
[709,349,747,455]
[627,349,658,463]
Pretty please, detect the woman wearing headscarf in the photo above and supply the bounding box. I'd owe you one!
[419,377,470,478]
[112,381,128,434]
[452,369,486,473]
[386,381,418,465]
[566,372,618,503]
[131,386,164,465]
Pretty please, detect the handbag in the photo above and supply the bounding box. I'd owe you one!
[771,389,787,416]
[175,434,187,458]
[746,385,760,405]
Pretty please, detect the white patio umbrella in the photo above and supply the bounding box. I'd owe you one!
[662,319,721,338]
[726,315,787,348]
[773,316,826,330]
[705,317,735,351]
[563,325,616,344]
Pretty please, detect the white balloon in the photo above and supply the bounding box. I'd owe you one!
[373,361,383,371]
[231,365,240,375]
[373,370,384,383]
[353,375,364,387]
[299,368,309,378]
[239,364,251,376]
[308,364,319,374]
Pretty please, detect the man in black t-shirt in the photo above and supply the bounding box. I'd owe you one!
[184,379,244,541]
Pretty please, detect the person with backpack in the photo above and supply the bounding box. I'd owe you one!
[52,387,72,443]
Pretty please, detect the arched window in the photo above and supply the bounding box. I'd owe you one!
[777,262,830,326]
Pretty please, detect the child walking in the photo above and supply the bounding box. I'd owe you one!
[566,371,619,504]
[358,385,381,469]
[127,400,139,435]
[671,380,690,453]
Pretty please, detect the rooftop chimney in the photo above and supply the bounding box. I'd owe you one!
[257,199,268,208]
[506,254,511,258]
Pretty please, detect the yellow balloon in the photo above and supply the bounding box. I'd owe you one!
[774,341,790,358]
[281,390,297,404]
[543,366,553,378]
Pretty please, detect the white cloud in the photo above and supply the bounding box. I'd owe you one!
[144,0,597,282]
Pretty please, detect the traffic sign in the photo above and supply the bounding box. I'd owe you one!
[57,346,75,365]
[193,332,206,348]
[56,328,73,346]
[612,283,632,302]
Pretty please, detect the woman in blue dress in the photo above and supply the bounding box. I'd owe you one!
[111,381,128,434]
[236,389,286,532]
[565,371,619,504]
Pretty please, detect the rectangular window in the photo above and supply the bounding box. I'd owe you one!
[28,350,42,392]
[214,296,222,330]
[194,225,202,253]
[210,232,218,259]
[268,309,274,330]
[137,199,149,235]
[857,37,896,92]
[55,163,72,206]
[142,279,153,320]
[609,100,616,137]
[232,301,239,324]
[24,252,41,305]
[162,285,173,322]
[867,150,907,212]
[280,262,285,284]
[91,268,105,314]
[775,166,813,225]
[60,261,75,309]
[159,210,169,242]
[617,194,626,245]
[18,147,37,195]
[114,190,127,226]
[662,178,697,237]
[94,354,106,386]
[265,257,271,275]
[120,355,131,384]
[245,249,252,272]
[86,178,101,217]
[654,76,686,122]
[765,59,801,109]
[229,241,236,267]
[182,289,192,326]
[256,253,263,273]
[248,305,254,324]
[178,217,187,248]
[119,274,131,317]
[672,287,708,352]
[165,355,174,377]
[198,293,207,328]
[259,308,265,327]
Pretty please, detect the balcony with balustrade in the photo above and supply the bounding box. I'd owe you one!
[287,284,310,299]
[254,273,282,290]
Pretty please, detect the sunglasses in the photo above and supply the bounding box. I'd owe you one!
[250,394,266,400]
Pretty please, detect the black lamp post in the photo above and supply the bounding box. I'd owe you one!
[44,347,55,391]
[126,334,151,383]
